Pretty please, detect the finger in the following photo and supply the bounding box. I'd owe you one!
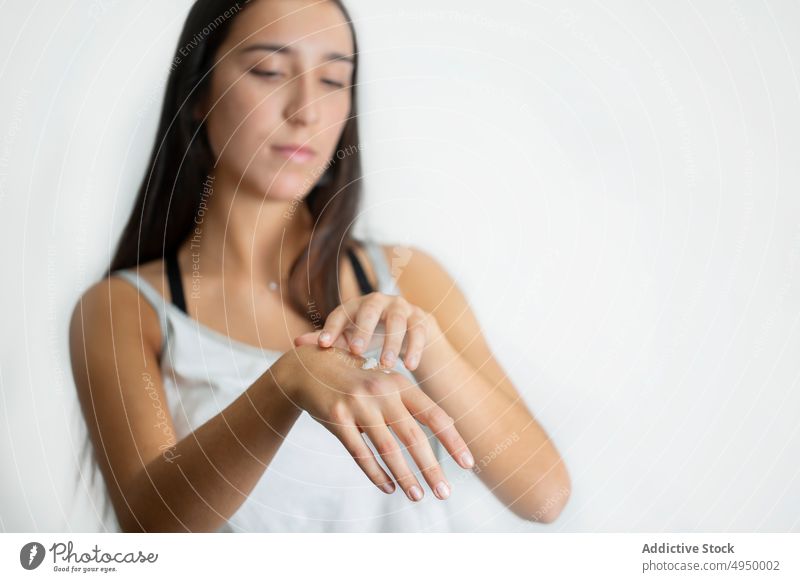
[361,420,425,502]
[387,413,452,500]
[380,308,408,368]
[349,294,390,355]
[330,423,396,494]
[402,388,475,470]
[294,331,319,347]
[363,321,390,353]
[294,330,349,350]
[318,301,359,347]
[402,309,429,371]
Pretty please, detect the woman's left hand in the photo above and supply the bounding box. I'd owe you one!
[293,292,442,371]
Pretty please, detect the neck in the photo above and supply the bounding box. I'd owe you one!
[182,173,314,285]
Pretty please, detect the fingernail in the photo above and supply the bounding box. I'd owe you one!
[459,451,475,468]
[407,354,418,369]
[407,485,423,501]
[380,482,395,494]
[319,331,331,344]
[434,481,451,500]
[351,338,364,350]
[383,350,395,366]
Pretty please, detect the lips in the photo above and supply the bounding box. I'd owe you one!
[271,143,317,162]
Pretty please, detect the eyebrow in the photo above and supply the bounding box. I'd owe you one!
[240,43,354,65]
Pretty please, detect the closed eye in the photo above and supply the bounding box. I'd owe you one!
[251,69,346,89]
[251,69,283,78]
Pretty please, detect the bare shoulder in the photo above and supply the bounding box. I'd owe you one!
[68,266,179,530]
[69,262,165,362]
[378,243,452,306]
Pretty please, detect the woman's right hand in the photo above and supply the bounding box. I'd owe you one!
[272,344,475,502]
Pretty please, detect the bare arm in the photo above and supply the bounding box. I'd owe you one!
[414,335,570,523]
[69,277,301,532]
[122,367,299,532]
[392,245,571,523]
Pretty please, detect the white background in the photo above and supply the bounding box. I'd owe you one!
[0,0,798,532]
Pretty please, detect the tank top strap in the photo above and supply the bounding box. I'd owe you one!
[111,269,170,358]
[360,239,401,296]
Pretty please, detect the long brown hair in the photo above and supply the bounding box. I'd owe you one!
[106,0,364,320]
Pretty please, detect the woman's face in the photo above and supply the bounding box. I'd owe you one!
[200,0,355,200]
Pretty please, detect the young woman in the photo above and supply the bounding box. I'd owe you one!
[69,0,571,532]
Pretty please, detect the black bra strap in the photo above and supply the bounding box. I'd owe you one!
[165,250,188,314]
[347,246,375,295]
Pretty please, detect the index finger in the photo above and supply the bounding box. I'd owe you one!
[318,300,359,347]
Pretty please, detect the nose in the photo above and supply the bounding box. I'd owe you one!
[283,72,319,127]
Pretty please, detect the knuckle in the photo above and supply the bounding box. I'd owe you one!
[374,437,399,456]
[346,444,364,460]
[361,377,384,395]
[429,408,454,427]
[398,422,426,445]
[418,457,441,475]
[329,400,350,423]
[360,304,382,321]
[352,447,373,462]
[386,311,406,326]
[391,296,410,310]
[422,466,442,480]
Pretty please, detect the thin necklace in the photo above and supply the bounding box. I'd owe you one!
[267,274,289,292]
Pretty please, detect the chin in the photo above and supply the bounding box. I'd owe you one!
[258,170,315,202]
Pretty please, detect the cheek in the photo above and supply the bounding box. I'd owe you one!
[315,96,352,155]
[205,84,275,164]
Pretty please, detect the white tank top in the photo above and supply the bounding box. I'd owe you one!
[108,239,454,532]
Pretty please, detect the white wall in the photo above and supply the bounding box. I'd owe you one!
[1,0,798,532]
